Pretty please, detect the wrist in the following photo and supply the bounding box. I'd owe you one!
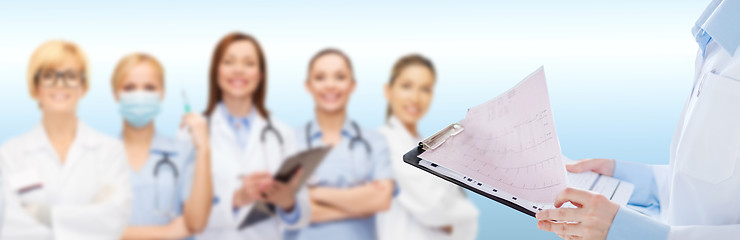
[277,197,296,212]
[166,221,178,237]
[196,147,210,159]
[194,139,210,151]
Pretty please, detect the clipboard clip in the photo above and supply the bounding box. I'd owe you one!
[419,123,465,151]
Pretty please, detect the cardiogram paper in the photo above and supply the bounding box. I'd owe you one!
[419,67,566,204]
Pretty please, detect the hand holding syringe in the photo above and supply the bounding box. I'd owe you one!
[177,90,209,150]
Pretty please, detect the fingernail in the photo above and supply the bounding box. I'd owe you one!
[535,212,541,219]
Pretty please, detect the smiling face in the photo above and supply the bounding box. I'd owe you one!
[306,53,356,114]
[385,64,435,126]
[114,62,164,101]
[217,40,263,100]
[35,58,86,114]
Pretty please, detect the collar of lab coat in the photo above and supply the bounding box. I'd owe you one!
[23,120,101,153]
[218,102,258,132]
[694,0,740,56]
[210,103,267,145]
[386,115,422,143]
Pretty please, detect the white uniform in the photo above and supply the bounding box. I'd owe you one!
[0,121,132,240]
[377,116,479,240]
[608,1,740,239]
[197,106,310,240]
[659,2,740,238]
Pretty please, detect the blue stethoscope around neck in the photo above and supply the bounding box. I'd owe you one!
[305,120,371,154]
[151,149,179,219]
[305,120,372,185]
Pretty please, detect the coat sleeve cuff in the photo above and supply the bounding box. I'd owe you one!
[276,199,301,225]
[607,206,669,240]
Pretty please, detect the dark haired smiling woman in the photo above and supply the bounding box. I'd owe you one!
[376,54,479,240]
[199,32,309,239]
[288,48,395,240]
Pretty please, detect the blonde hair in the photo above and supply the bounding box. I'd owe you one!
[27,40,89,98]
[111,53,165,93]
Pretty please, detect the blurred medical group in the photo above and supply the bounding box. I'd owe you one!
[0,32,480,240]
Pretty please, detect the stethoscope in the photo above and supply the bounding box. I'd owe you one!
[205,113,287,209]
[261,119,284,149]
[216,112,286,168]
[258,119,286,170]
[305,120,372,185]
[151,149,179,219]
[224,116,286,178]
[306,120,371,154]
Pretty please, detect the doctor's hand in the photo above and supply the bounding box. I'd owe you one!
[536,188,619,240]
[233,172,273,208]
[567,158,615,176]
[180,113,209,151]
[261,169,304,211]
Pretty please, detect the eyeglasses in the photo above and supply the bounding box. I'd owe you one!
[34,69,86,88]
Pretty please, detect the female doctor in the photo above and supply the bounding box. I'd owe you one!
[535,0,740,239]
[198,32,310,239]
[0,40,131,239]
[377,54,479,240]
[111,53,213,239]
[288,48,395,240]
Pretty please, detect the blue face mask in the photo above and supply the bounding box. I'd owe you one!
[119,91,161,128]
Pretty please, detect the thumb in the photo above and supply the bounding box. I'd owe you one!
[565,162,586,173]
[565,159,601,173]
[290,168,304,186]
[567,158,614,176]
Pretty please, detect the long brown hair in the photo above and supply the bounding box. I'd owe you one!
[204,32,269,118]
[386,54,436,119]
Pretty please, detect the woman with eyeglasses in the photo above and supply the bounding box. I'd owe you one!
[111,53,213,240]
[0,40,132,239]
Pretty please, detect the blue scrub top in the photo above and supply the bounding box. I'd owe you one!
[127,133,196,227]
[289,119,393,240]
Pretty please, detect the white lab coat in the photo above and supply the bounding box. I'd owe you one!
[650,13,740,240]
[377,116,479,240]
[0,121,132,240]
[197,106,310,240]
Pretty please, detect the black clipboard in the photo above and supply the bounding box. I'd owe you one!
[403,144,536,218]
[238,146,332,229]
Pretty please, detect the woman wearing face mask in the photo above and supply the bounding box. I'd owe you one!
[0,40,131,239]
[111,53,213,240]
[198,32,309,240]
[376,54,479,240]
[288,48,394,240]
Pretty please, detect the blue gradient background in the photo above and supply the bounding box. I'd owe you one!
[0,1,709,239]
